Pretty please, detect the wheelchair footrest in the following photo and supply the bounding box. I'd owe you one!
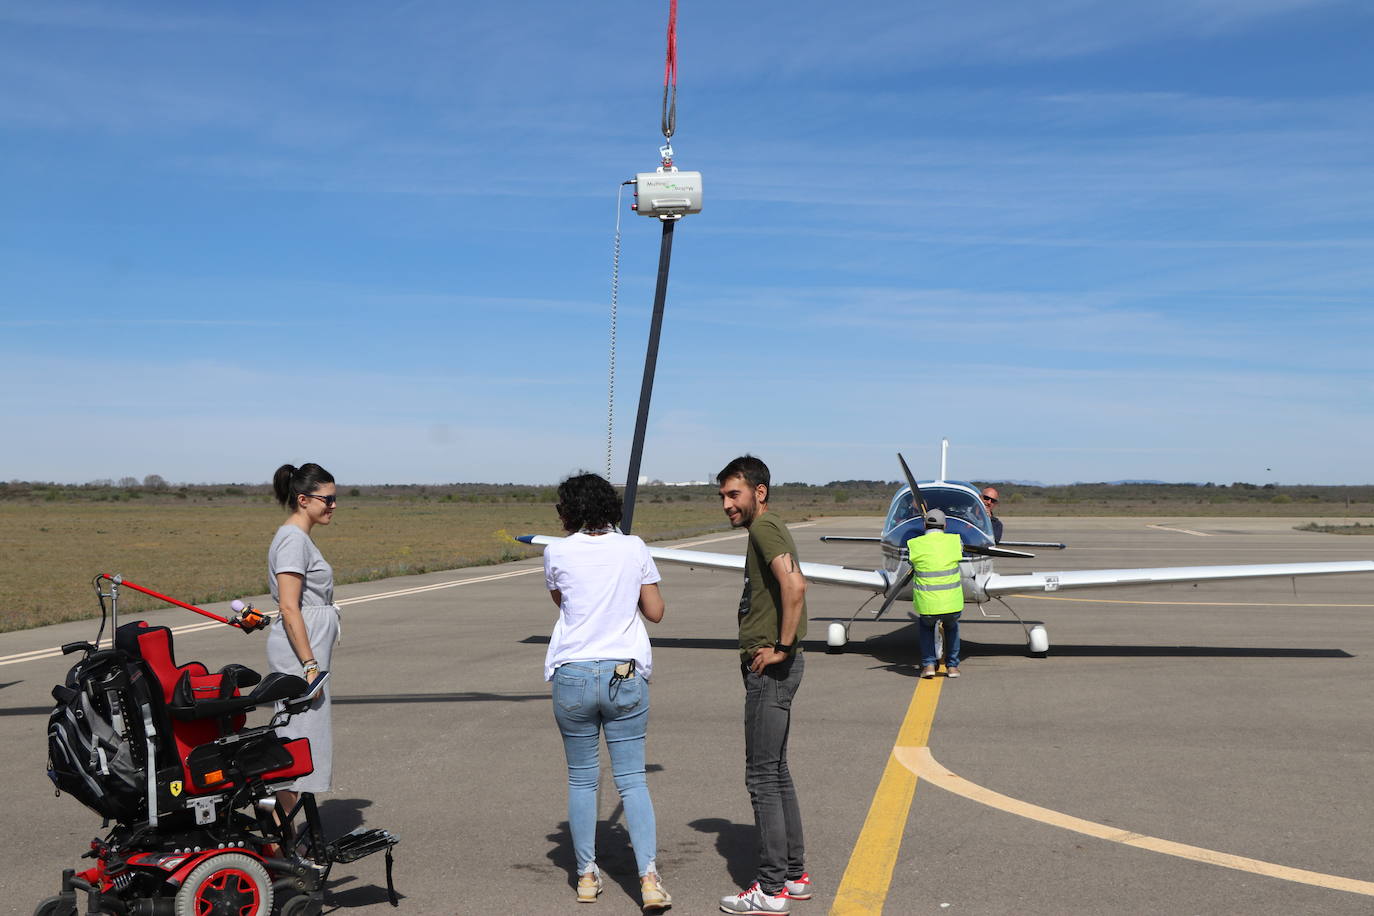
[326,827,399,864]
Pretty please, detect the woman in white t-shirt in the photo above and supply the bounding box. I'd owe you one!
[543,473,671,911]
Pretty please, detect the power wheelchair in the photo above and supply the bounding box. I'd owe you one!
[39,576,398,916]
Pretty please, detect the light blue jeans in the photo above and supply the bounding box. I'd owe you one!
[551,660,657,877]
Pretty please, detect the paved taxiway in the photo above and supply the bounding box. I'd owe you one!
[3,516,1373,915]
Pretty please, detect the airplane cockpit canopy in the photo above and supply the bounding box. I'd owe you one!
[886,485,993,539]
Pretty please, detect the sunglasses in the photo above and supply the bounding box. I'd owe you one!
[304,493,338,507]
[982,495,998,504]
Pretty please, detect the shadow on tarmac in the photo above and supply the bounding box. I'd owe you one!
[318,798,406,909]
[544,819,643,904]
[333,692,546,705]
[541,765,670,904]
[2,691,553,717]
[838,625,1352,678]
[687,817,756,888]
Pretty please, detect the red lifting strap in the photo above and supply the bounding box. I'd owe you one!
[661,0,678,141]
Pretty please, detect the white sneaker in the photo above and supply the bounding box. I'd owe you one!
[641,870,672,911]
[782,873,813,900]
[720,882,790,914]
[577,864,603,903]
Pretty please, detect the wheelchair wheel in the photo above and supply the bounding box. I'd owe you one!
[278,894,322,916]
[32,897,76,916]
[173,852,273,916]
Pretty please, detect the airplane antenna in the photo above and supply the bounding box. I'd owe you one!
[940,438,949,483]
[620,0,703,534]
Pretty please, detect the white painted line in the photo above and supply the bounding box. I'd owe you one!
[665,521,814,550]
[335,566,542,606]
[0,566,545,669]
[1147,524,1213,537]
[1,523,818,669]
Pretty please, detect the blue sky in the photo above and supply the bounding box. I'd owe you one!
[1,0,1370,486]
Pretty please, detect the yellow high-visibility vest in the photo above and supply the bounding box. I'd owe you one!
[907,531,964,616]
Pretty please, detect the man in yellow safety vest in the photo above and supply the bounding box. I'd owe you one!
[908,508,965,679]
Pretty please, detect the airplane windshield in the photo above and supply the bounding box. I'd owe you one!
[886,487,992,537]
[925,489,989,530]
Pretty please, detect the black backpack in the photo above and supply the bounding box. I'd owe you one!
[46,647,159,823]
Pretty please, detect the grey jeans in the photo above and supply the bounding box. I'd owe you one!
[741,650,805,895]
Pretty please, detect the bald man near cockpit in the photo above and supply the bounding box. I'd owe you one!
[981,487,1004,543]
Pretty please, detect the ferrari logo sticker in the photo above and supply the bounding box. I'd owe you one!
[169,780,183,797]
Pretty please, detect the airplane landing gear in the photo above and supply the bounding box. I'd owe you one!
[826,622,848,653]
[989,596,1049,657]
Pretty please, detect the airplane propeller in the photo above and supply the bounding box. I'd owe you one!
[897,452,926,516]
[961,542,1038,560]
[872,566,915,621]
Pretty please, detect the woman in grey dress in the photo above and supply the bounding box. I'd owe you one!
[266,462,341,813]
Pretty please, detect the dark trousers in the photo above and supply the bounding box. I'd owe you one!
[741,650,805,894]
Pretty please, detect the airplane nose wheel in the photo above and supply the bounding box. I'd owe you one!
[826,622,848,653]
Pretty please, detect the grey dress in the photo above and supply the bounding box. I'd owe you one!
[266,524,340,792]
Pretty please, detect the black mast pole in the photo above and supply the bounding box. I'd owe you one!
[621,217,676,534]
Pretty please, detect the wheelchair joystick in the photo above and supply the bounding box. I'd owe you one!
[229,599,270,632]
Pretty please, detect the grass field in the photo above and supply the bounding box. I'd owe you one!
[0,486,891,633]
[3,479,1370,633]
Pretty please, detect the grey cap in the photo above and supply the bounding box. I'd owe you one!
[924,508,946,529]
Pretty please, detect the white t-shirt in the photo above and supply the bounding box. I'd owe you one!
[543,531,661,681]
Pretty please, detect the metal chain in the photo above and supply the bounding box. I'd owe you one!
[607,182,628,480]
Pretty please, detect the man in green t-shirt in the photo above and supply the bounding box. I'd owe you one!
[717,456,812,915]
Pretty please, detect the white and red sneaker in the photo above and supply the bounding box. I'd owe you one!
[782,873,813,900]
[720,882,790,914]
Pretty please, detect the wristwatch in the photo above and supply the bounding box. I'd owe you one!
[773,640,796,654]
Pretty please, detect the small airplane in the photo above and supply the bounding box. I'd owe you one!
[519,441,1374,656]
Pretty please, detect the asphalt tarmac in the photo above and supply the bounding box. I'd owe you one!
[3,516,1373,915]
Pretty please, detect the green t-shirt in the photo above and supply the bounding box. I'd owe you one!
[738,513,807,661]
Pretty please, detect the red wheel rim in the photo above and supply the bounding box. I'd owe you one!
[193,867,260,916]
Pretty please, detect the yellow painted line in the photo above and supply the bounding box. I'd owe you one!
[1009,594,1374,608]
[896,746,1374,898]
[830,675,944,914]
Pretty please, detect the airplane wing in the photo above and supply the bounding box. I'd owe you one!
[519,536,1374,599]
[516,535,891,592]
[983,561,1374,596]
[649,546,891,590]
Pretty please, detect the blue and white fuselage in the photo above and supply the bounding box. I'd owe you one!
[879,480,999,605]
